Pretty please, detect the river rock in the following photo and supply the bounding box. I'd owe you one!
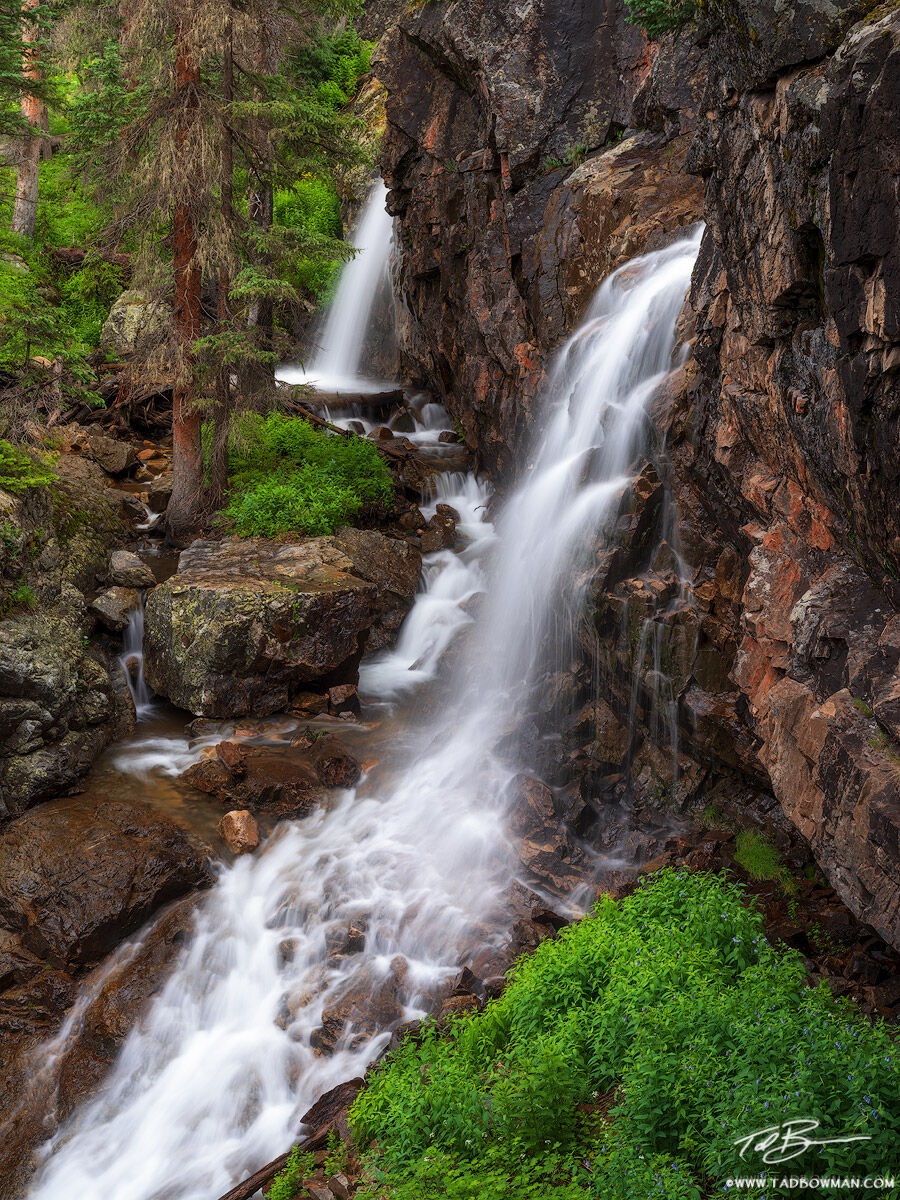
[217,809,260,855]
[183,745,326,822]
[90,585,140,632]
[80,429,137,477]
[0,796,212,965]
[329,526,421,652]
[144,533,420,717]
[107,549,154,588]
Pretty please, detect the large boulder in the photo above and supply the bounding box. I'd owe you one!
[0,796,212,965]
[100,289,172,359]
[330,526,421,651]
[0,588,124,822]
[145,532,420,717]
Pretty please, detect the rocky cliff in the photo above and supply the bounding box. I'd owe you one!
[376,0,900,947]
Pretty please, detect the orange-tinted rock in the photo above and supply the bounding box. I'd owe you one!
[0,796,212,965]
[217,810,260,855]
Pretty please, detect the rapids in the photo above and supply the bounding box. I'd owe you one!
[25,201,701,1199]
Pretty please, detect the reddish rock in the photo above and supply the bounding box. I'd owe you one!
[0,796,211,966]
[217,810,260,855]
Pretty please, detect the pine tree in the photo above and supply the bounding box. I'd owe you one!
[67,0,366,536]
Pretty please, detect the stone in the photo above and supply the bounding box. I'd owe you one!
[183,747,324,822]
[0,796,212,965]
[144,537,378,718]
[330,526,421,651]
[90,586,140,633]
[100,289,172,359]
[79,429,137,476]
[107,549,155,589]
[147,473,173,514]
[217,810,260,855]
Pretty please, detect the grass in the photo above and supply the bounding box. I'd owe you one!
[223,412,393,538]
[350,870,899,1200]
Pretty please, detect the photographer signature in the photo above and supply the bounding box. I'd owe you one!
[734,1119,872,1165]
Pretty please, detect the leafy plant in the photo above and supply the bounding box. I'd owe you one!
[0,438,56,494]
[352,871,899,1198]
[223,412,393,537]
[267,1144,315,1200]
[624,0,699,37]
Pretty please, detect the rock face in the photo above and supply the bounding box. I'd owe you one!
[145,531,420,717]
[0,796,211,965]
[380,0,900,947]
[375,0,703,473]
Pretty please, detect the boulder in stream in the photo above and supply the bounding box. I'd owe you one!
[0,796,212,965]
[144,532,420,717]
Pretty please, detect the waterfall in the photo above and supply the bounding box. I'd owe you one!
[118,596,153,720]
[277,181,395,393]
[27,229,701,1200]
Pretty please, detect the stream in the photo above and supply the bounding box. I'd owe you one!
[24,190,702,1200]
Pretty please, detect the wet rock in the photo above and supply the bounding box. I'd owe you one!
[420,509,456,553]
[311,963,405,1054]
[183,746,325,822]
[144,537,378,718]
[79,429,137,477]
[304,735,362,789]
[0,590,122,822]
[90,585,140,633]
[217,810,260,855]
[147,472,173,513]
[0,796,212,965]
[107,549,154,589]
[330,526,422,651]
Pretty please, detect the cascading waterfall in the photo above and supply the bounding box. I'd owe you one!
[27,228,701,1200]
[278,182,395,394]
[118,597,154,719]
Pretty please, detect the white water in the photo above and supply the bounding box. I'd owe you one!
[118,597,154,720]
[27,229,701,1200]
[277,182,395,394]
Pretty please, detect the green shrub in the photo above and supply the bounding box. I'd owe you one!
[224,413,393,537]
[352,871,899,1198]
[624,0,699,37]
[0,439,56,494]
[267,1145,315,1200]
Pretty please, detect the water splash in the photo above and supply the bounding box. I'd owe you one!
[27,229,701,1200]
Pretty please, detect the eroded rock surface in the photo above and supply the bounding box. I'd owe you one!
[0,796,212,965]
[145,531,420,717]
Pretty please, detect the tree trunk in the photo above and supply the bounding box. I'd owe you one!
[208,14,234,511]
[11,0,43,242]
[167,24,204,539]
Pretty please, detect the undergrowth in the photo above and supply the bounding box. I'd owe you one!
[224,413,393,537]
[351,870,899,1200]
[624,0,699,37]
[0,439,56,494]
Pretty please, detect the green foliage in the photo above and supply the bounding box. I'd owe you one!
[223,412,393,537]
[352,871,899,1198]
[289,27,372,100]
[623,0,699,37]
[0,438,55,493]
[267,1144,315,1200]
[733,830,796,899]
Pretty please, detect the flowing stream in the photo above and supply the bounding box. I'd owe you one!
[26,203,701,1199]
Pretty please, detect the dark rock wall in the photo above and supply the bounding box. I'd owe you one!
[374,0,703,476]
[376,0,900,946]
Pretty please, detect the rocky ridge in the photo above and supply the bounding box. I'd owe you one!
[376,0,900,947]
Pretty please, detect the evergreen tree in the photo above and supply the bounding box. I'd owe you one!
[67,0,366,536]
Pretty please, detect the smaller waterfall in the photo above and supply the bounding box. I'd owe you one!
[118,597,153,719]
[278,182,394,393]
